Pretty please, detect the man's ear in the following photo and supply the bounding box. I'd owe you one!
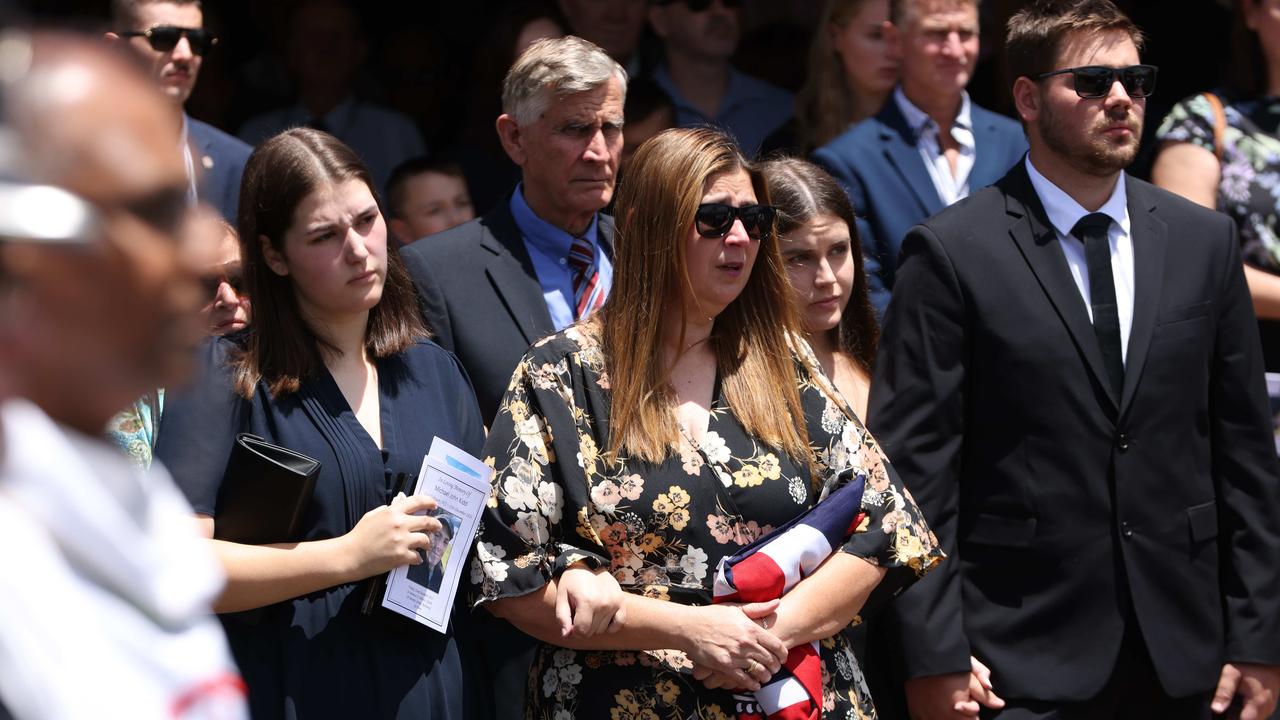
[260,235,289,277]
[103,31,121,43]
[388,217,413,247]
[496,114,527,167]
[1011,76,1041,125]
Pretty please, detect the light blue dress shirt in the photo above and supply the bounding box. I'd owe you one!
[653,64,794,156]
[509,185,613,332]
[238,95,425,192]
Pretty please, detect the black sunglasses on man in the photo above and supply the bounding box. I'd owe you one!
[1033,64,1157,100]
[119,25,217,56]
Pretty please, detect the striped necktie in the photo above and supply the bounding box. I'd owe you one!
[568,235,605,319]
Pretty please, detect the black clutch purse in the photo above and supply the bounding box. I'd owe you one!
[213,433,320,545]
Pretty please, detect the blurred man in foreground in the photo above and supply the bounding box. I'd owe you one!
[0,30,246,720]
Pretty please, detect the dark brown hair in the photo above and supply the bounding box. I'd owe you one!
[233,128,427,398]
[1005,0,1144,85]
[761,157,879,374]
[597,127,810,464]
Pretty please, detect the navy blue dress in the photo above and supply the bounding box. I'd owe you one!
[156,336,487,720]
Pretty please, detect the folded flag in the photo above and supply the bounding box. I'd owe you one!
[711,472,867,720]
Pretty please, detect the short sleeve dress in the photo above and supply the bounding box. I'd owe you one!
[155,336,488,720]
[469,325,943,720]
[1156,92,1280,367]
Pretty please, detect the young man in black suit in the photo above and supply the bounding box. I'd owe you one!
[868,1,1280,718]
[106,0,251,224]
[401,35,625,425]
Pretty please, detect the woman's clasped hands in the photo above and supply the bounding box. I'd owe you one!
[555,566,787,693]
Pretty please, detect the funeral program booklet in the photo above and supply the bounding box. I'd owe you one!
[381,436,492,632]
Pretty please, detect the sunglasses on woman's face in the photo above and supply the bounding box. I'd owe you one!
[1033,64,1157,100]
[120,25,218,56]
[694,203,776,240]
[200,264,246,299]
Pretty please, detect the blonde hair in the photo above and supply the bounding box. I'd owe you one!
[796,0,881,153]
[598,127,810,464]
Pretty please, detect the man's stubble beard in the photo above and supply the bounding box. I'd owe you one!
[1039,97,1142,178]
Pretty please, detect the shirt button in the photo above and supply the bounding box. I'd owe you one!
[559,258,567,266]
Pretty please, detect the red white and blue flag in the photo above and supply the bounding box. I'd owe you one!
[712,473,868,720]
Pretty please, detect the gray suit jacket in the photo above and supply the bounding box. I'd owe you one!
[400,201,615,424]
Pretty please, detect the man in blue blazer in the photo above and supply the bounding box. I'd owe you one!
[813,0,1026,314]
[107,0,250,223]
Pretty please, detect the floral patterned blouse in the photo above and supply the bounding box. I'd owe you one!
[1156,91,1280,270]
[469,324,942,720]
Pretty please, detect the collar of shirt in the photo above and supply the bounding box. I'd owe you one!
[179,113,197,208]
[1025,155,1135,363]
[894,86,975,152]
[509,183,600,262]
[1024,155,1130,239]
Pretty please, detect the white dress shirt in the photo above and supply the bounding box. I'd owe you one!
[1025,156,1135,363]
[894,87,976,206]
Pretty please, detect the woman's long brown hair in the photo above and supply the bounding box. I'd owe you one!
[761,156,879,374]
[598,127,810,464]
[232,128,427,398]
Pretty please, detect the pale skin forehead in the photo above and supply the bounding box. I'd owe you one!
[540,78,625,126]
[904,0,977,30]
[130,1,203,28]
[12,44,185,201]
[1054,28,1140,69]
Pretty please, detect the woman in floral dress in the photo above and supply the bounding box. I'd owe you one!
[468,127,942,719]
[1152,0,1280,368]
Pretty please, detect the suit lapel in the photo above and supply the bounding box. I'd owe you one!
[1002,164,1120,412]
[969,109,1008,188]
[1119,181,1165,416]
[478,203,557,346]
[877,102,944,217]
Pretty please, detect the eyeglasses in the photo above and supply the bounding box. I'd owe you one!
[695,203,776,240]
[653,0,744,10]
[1033,64,1157,100]
[120,26,218,56]
[200,264,246,299]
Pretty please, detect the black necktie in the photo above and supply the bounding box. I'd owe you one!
[1073,212,1124,396]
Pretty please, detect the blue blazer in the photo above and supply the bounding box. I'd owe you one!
[188,116,251,223]
[812,98,1027,313]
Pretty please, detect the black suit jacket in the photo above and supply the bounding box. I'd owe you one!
[187,116,251,224]
[868,161,1280,701]
[400,201,615,424]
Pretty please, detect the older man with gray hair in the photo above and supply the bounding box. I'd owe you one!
[402,35,625,424]
[400,35,625,720]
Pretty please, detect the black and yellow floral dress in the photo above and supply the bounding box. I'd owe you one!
[469,325,942,720]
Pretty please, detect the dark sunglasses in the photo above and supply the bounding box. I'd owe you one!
[200,264,246,299]
[120,25,218,56]
[695,203,776,240]
[654,0,744,10]
[1033,64,1157,100]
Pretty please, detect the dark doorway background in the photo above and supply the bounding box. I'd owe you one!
[24,0,1234,183]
